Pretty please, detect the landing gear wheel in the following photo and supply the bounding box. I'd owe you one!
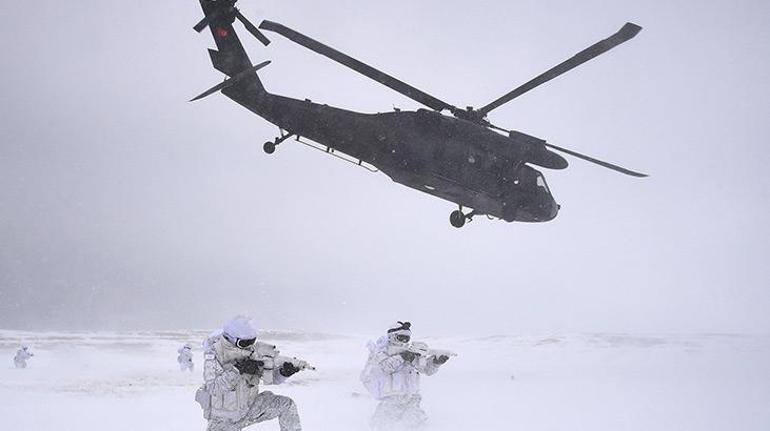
[263,142,276,154]
[450,210,466,228]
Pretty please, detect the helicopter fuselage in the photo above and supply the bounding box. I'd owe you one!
[194,0,646,226]
[226,89,559,222]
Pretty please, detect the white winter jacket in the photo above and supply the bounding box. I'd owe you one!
[178,347,193,364]
[203,335,286,421]
[361,336,441,400]
[14,349,32,363]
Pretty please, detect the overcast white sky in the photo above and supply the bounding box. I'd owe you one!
[0,0,768,336]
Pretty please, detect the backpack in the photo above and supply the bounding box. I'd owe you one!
[195,386,212,419]
[360,340,387,399]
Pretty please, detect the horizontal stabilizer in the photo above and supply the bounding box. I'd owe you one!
[190,60,271,102]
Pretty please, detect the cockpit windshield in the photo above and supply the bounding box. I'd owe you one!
[536,173,550,193]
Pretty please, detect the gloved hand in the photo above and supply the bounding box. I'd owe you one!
[234,359,264,376]
[399,350,417,362]
[279,361,301,377]
[433,355,450,365]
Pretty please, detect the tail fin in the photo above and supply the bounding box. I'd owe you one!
[198,0,266,93]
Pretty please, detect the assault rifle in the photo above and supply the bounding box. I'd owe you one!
[250,341,315,384]
[388,341,457,366]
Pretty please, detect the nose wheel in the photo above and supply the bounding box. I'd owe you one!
[450,210,465,228]
[263,131,294,154]
[449,206,477,228]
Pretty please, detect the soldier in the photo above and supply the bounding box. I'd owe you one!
[14,345,34,369]
[178,343,195,372]
[198,316,305,431]
[361,322,451,430]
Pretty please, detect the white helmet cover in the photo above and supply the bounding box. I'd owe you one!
[223,316,258,340]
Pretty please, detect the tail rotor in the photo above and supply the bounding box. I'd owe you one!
[193,0,271,46]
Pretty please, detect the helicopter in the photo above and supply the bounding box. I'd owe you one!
[191,0,647,228]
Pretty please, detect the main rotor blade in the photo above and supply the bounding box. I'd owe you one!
[479,23,642,116]
[543,142,648,177]
[259,20,457,113]
[235,11,271,46]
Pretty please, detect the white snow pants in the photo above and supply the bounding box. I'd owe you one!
[370,394,428,430]
[14,359,27,369]
[206,391,301,431]
[179,361,194,372]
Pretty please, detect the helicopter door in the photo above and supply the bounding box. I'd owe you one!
[460,145,499,191]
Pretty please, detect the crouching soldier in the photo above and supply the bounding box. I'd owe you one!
[197,316,309,431]
[361,321,453,430]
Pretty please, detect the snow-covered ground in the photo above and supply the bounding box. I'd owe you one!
[1,331,768,430]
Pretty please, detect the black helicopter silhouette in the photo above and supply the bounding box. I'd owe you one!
[192,0,647,227]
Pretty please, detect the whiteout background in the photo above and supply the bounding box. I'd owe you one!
[1,0,769,429]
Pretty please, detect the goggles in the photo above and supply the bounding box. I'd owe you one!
[235,338,256,349]
[395,334,411,343]
[225,333,257,349]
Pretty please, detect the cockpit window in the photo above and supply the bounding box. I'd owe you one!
[536,174,550,193]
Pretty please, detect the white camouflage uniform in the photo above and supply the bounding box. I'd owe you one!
[203,320,301,431]
[361,324,444,430]
[14,347,33,369]
[178,345,194,372]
